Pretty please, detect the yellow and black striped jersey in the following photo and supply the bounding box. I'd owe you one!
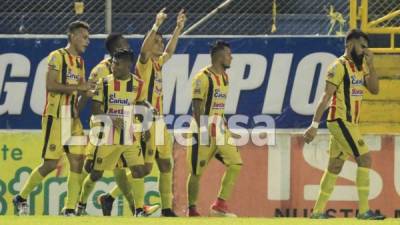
[135,54,168,114]
[326,55,368,124]
[43,48,85,118]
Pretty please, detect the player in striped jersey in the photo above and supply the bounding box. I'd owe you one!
[13,21,96,216]
[99,8,186,217]
[188,41,242,217]
[304,29,385,220]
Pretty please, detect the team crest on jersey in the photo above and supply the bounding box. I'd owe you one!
[97,158,103,164]
[358,139,365,146]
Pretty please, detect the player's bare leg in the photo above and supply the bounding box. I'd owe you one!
[13,159,58,215]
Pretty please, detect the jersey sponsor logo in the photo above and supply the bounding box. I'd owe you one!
[351,88,363,96]
[66,71,80,81]
[213,89,226,99]
[109,93,130,105]
[212,102,225,109]
[351,76,363,86]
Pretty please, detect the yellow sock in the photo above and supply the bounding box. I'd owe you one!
[79,175,96,204]
[131,178,144,208]
[313,171,338,214]
[65,171,83,209]
[20,166,44,199]
[81,167,89,183]
[188,174,200,206]
[218,164,241,200]
[357,167,370,214]
[159,172,172,209]
[110,169,125,199]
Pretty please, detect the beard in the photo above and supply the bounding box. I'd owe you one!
[351,48,364,71]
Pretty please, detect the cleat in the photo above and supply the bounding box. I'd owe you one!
[161,208,178,217]
[75,202,87,216]
[62,208,76,216]
[135,205,161,217]
[209,200,237,217]
[310,212,330,219]
[98,193,114,216]
[13,195,28,216]
[188,206,201,217]
[357,210,386,220]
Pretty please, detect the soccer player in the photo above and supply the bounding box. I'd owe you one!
[188,41,242,217]
[303,29,385,220]
[77,48,151,216]
[99,8,186,217]
[13,21,94,216]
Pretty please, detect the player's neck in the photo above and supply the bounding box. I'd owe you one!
[209,64,225,75]
[65,44,79,56]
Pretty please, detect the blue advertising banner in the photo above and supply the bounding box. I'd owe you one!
[0,36,344,129]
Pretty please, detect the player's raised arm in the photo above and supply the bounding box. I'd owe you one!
[363,48,379,95]
[163,9,186,62]
[140,8,167,64]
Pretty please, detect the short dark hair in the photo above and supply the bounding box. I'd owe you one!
[105,33,124,55]
[67,20,89,40]
[345,29,369,44]
[210,40,230,58]
[113,48,134,62]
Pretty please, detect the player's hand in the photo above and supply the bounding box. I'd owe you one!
[303,126,317,144]
[364,48,374,67]
[78,79,97,92]
[113,118,124,130]
[155,8,167,27]
[176,9,186,31]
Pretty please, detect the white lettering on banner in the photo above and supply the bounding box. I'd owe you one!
[0,53,30,114]
[225,54,267,114]
[0,52,337,117]
[303,135,383,201]
[263,54,293,114]
[290,53,337,115]
[30,57,47,115]
[163,54,209,114]
[267,134,291,200]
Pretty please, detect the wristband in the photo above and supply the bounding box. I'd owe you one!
[152,24,159,32]
[311,121,319,129]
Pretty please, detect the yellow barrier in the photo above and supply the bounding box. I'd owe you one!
[349,0,400,53]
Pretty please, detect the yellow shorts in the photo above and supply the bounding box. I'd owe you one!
[92,143,144,171]
[41,116,85,159]
[187,129,242,175]
[86,132,142,169]
[327,119,369,160]
[142,118,173,164]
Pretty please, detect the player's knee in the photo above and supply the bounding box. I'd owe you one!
[327,161,344,174]
[356,153,371,168]
[143,163,153,176]
[131,166,145,178]
[84,160,93,174]
[158,159,172,173]
[90,170,103,181]
[39,159,58,176]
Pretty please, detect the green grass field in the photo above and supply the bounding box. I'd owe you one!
[1,216,399,225]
